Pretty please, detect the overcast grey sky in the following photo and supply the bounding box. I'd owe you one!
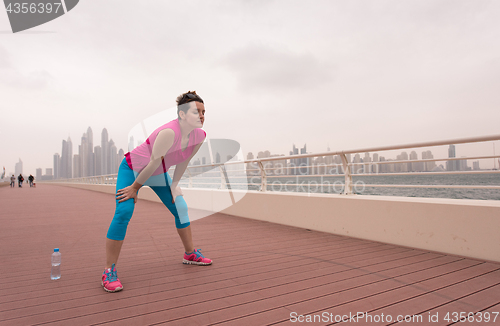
[1,0,500,175]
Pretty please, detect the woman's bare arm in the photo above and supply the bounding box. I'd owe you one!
[171,136,206,188]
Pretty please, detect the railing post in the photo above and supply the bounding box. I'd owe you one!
[219,165,226,189]
[257,161,267,192]
[340,154,353,195]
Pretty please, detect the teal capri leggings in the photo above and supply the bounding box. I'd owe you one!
[106,158,190,241]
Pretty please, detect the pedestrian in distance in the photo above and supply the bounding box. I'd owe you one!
[28,174,34,187]
[10,175,15,188]
[102,91,211,293]
[18,174,24,187]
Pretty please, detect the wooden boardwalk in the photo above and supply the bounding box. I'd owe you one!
[1,184,500,326]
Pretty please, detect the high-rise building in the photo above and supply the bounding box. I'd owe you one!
[289,144,309,175]
[94,145,102,176]
[352,153,362,174]
[80,134,88,177]
[117,149,125,172]
[77,128,94,177]
[448,144,456,156]
[61,137,73,178]
[422,150,436,171]
[386,158,396,173]
[372,153,379,173]
[473,161,480,170]
[87,127,94,177]
[67,137,73,177]
[101,128,109,175]
[36,168,42,181]
[109,139,118,174]
[73,154,80,178]
[61,140,67,178]
[379,156,387,173]
[447,145,457,171]
[396,151,409,172]
[459,157,468,171]
[409,151,423,172]
[15,158,23,176]
[53,153,60,179]
[363,153,371,174]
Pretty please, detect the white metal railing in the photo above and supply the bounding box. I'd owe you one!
[52,174,119,185]
[45,134,500,197]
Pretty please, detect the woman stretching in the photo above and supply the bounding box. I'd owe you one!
[102,91,211,293]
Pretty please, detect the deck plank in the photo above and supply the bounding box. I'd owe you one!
[1,184,499,326]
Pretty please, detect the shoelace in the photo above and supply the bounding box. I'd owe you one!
[194,249,205,259]
[105,264,118,282]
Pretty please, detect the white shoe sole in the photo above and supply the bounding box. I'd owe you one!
[182,259,212,265]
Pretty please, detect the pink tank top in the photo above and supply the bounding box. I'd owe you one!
[125,119,206,176]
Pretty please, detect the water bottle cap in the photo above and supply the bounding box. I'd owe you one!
[54,248,59,252]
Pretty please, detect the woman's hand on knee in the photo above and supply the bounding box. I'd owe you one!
[116,185,139,203]
[171,186,183,203]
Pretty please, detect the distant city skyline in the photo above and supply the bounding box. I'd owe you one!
[26,126,125,181]
[4,136,498,180]
[244,143,484,177]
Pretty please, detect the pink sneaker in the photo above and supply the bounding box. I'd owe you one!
[101,263,123,292]
[183,249,212,265]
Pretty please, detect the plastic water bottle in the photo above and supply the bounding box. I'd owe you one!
[51,248,61,280]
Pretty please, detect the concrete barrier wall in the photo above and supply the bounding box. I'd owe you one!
[52,183,500,262]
